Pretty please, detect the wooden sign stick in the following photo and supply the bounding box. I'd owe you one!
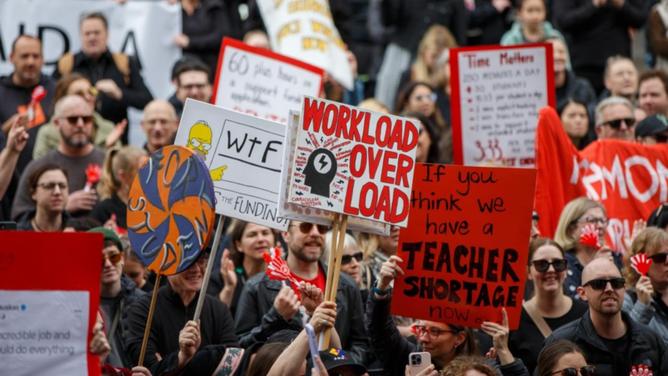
[323,213,341,304]
[193,214,225,321]
[138,256,168,366]
[322,214,348,348]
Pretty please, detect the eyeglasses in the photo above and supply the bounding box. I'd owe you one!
[341,252,363,265]
[65,115,94,125]
[531,259,567,273]
[37,182,68,191]
[411,324,458,338]
[601,117,635,129]
[102,252,122,267]
[578,216,609,227]
[181,83,208,91]
[551,365,596,376]
[292,222,330,234]
[650,252,668,264]
[189,139,211,150]
[413,93,437,103]
[583,277,625,290]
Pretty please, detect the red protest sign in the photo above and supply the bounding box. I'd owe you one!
[391,164,536,329]
[0,231,102,376]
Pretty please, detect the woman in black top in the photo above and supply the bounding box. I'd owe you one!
[509,238,587,374]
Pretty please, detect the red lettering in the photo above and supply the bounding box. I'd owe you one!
[343,178,359,216]
[395,154,414,187]
[362,112,374,144]
[302,97,325,132]
[358,181,378,217]
[380,150,397,184]
[336,105,354,140]
[349,144,366,178]
[401,120,419,151]
[322,104,338,135]
[388,189,409,223]
[367,147,383,180]
[375,116,392,147]
[350,109,366,143]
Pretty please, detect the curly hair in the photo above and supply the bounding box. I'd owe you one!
[441,356,496,376]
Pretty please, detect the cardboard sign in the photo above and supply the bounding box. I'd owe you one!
[279,111,390,236]
[391,164,536,329]
[127,145,216,275]
[213,38,323,125]
[0,232,102,376]
[534,107,668,251]
[175,99,290,231]
[451,43,555,167]
[285,97,419,227]
[256,0,353,90]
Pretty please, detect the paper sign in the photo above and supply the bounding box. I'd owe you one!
[279,111,390,235]
[175,99,289,231]
[0,232,102,376]
[285,97,418,227]
[391,164,536,329]
[256,0,353,90]
[213,38,323,125]
[451,43,555,167]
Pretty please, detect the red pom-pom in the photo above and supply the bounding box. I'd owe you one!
[86,164,101,185]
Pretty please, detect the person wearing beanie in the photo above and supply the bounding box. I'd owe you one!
[635,114,668,145]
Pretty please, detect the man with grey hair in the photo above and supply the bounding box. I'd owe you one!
[12,95,105,221]
[594,96,636,141]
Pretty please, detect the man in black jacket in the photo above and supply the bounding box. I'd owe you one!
[545,258,668,376]
[53,12,152,143]
[234,220,369,364]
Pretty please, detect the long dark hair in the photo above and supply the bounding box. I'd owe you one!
[536,340,586,376]
[402,111,441,163]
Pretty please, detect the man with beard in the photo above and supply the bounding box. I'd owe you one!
[12,95,104,220]
[141,100,179,153]
[545,258,668,376]
[235,221,369,364]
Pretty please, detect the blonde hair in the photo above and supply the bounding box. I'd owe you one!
[98,146,147,199]
[357,98,389,113]
[554,197,606,251]
[412,25,457,87]
[626,227,668,285]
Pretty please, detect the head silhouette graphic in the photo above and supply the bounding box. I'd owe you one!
[303,148,337,197]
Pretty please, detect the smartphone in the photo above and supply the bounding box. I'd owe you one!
[407,352,432,376]
[0,222,17,231]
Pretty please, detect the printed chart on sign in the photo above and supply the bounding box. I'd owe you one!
[451,44,554,167]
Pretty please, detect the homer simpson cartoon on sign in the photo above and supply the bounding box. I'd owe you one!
[185,120,228,181]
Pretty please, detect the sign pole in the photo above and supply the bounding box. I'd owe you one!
[322,214,348,348]
[323,214,341,304]
[194,214,225,321]
[138,256,167,366]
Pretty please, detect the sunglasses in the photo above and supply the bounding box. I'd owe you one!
[102,252,122,267]
[414,93,437,103]
[341,252,363,265]
[292,222,330,234]
[531,259,567,273]
[650,252,668,264]
[551,365,596,376]
[583,277,625,290]
[601,117,635,129]
[65,115,94,125]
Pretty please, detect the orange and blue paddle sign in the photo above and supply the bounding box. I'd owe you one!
[127,145,216,275]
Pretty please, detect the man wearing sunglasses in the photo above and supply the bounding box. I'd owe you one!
[89,227,145,368]
[594,96,636,141]
[235,220,369,364]
[12,95,105,221]
[546,258,668,376]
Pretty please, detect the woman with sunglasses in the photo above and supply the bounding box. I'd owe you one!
[554,197,621,300]
[623,227,668,344]
[17,163,70,231]
[535,339,595,376]
[208,219,276,316]
[324,232,373,308]
[508,238,588,374]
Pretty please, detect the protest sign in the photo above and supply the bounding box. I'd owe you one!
[175,98,290,230]
[256,0,353,90]
[279,111,390,235]
[127,145,216,275]
[534,107,668,251]
[0,232,102,376]
[391,164,536,329]
[285,97,419,227]
[213,38,323,125]
[451,43,554,167]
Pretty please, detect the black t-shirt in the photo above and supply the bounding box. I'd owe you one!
[90,194,127,228]
[601,330,630,358]
[509,298,588,373]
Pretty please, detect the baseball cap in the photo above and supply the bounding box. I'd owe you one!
[635,114,668,138]
[88,226,123,251]
[318,348,367,375]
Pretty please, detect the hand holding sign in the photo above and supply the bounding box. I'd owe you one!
[579,224,601,250]
[178,320,201,367]
[631,254,653,276]
[273,285,301,321]
[635,275,654,306]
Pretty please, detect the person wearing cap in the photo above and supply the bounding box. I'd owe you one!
[89,226,145,368]
[635,114,668,145]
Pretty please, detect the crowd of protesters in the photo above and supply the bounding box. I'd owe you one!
[2,0,668,375]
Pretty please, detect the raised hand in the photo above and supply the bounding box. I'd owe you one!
[273,285,300,321]
[377,255,404,291]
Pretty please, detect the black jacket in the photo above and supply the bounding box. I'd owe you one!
[53,50,152,125]
[545,310,668,376]
[103,275,146,368]
[234,269,369,364]
[124,283,238,375]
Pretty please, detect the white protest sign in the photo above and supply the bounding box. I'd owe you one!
[284,97,418,227]
[451,43,554,167]
[280,111,390,235]
[0,290,89,376]
[213,38,323,125]
[256,0,353,90]
[175,99,289,230]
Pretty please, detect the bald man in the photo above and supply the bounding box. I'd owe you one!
[545,258,667,376]
[141,100,178,153]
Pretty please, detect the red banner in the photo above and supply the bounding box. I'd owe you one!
[391,164,536,329]
[535,107,668,250]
